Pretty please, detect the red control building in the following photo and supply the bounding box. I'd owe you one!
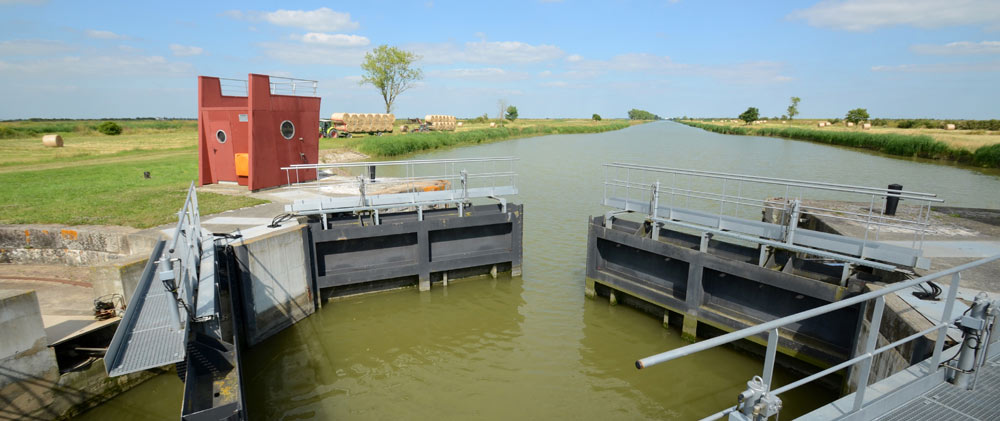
[197,74,320,191]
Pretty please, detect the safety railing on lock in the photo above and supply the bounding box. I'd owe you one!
[268,76,318,97]
[159,181,204,331]
[281,157,518,227]
[635,253,1000,421]
[602,163,944,275]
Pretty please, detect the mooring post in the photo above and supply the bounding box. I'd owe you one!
[442,272,449,286]
[700,233,712,252]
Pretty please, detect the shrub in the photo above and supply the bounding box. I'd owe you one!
[872,118,888,127]
[828,118,841,124]
[592,114,602,121]
[97,121,122,135]
[973,144,1000,167]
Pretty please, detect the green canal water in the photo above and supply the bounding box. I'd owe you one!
[76,121,1000,420]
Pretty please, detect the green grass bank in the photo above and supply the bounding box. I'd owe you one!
[0,153,265,228]
[681,121,1000,168]
[358,121,633,156]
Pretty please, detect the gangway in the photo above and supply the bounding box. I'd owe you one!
[634,254,1000,420]
[105,182,246,420]
[602,163,943,284]
[280,157,518,227]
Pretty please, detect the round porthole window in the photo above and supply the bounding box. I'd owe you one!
[280,120,295,140]
[216,129,227,144]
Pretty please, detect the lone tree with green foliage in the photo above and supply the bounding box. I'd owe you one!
[360,45,423,113]
[627,109,658,120]
[505,105,518,121]
[787,97,801,120]
[739,107,759,125]
[845,108,870,124]
[97,121,122,136]
[592,114,602,121]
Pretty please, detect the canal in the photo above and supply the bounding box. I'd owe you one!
[76,121,1000,420]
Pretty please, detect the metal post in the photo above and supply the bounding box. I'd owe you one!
[785,199,801,245]
[762,328,779,388]
[932,273,962,366]
[953,293,989,388]
[853,296,885,412]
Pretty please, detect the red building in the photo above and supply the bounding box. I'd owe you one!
[198,74,320,191]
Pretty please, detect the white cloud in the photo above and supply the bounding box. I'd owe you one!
[263,7,359,32]
[911,41,1000,55]
[0,55,193,78]
[0,39,69,55]
[428,67,530,81]
[872,61,1000,72]
[85,29,126,40]
[410,40,564,64]
[258,42,367,66]
[298,33,370,47]
[540,80,569,87]
[169,44,203,56]
[566,54,583,62]
[788,0,1000,31]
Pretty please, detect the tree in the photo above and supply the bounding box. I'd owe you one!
[496,99,507,127]
[781,114,788,120]
[739,107,759,125]
[627,109,658,120]
[592,114,602,121]
[787,97,801,120]
[505,105,518,121]
[360,45,423,113]
[845,108,870,124]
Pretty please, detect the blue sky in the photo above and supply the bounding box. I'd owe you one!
[1,0,998,120]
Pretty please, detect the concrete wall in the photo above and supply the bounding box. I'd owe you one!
[89,254,150,303]
[1,290,157,420]
[235,224,314,346]
[0,224,157,266]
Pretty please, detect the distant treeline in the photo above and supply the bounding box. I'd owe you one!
[681,121,1000,168]
[0,119,197,139]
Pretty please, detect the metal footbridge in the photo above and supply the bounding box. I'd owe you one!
[105,182,246,420]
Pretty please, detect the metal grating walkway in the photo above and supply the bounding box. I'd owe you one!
[876,354,1000,421]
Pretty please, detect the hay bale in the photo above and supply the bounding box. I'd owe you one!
[42,134,63,147]
[490,122,496,128]
[457,121,463,127]
[847,122,854,127]
[817,122,825,127]
[862,123,872,130]
[946,124,956,130]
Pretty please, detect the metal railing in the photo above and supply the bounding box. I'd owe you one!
[281,157,518,225]
[159,181,205,330]
[635,253,1000,421]
[602,163,943,273]
[218,77,248,97]
[268,76,318,97]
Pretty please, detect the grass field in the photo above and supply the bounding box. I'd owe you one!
[0,118,636,227]
[682,119,1000,168]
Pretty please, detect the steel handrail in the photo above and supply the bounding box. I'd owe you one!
[607,162,941,200]
[636,253,1000,419]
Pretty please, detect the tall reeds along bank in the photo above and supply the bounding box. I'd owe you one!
[681,121,1000,168]
[359,122,631,157]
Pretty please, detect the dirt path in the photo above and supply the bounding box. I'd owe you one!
[0,149,194,174]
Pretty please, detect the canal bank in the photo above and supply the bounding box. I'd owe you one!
[69,121,1000,420]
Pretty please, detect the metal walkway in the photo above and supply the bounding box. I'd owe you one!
[877,353,1000,420]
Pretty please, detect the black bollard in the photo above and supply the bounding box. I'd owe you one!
[885,184,902,216]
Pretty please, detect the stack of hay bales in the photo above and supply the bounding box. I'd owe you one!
[330,113,395,133]
[425,115,456,131]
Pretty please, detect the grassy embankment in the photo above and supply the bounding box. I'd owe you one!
[318,118,638,156]
[1,118,637,227]
[680,119,1000,168]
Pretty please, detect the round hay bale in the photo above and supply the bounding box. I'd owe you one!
[331,113,348,123]
[457,121,463,127]
[42,134,63,147]
[946,124,956,130]
[862,123,872,130]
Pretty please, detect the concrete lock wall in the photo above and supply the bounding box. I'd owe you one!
[1,290,156,420]
[235,224,314,346]
[0,224,157,266]
[585,215,863,370]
